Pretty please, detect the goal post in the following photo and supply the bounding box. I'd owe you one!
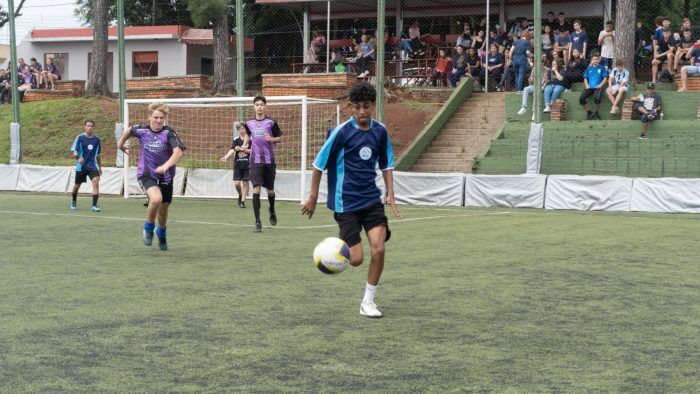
[122,96,340,201]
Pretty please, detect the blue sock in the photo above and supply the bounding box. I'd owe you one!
[155,226,166,239]
[144,221,155,233]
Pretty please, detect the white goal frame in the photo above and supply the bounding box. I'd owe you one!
[123,96,340,201]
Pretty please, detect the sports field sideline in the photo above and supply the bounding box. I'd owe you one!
[1,193,698,392]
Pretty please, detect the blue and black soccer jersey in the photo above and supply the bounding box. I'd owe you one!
[70,133,101,171]
[313,117,395,213]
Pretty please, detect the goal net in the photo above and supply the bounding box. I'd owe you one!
[123,96,339,201]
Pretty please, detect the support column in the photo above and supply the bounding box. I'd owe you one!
[376,0,386,122]
[8,0,21,164]
[499,0,506,32]
[326,1,331,73]
[303,5,310,61]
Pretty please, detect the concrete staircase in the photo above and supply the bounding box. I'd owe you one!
[411,93,505,173]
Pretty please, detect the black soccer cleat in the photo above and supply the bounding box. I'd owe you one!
[157,237,167,251]
[240,202,246,209]
[269,208,277,226]
[254,221,262,232]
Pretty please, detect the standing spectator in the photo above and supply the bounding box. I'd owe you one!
[554,29,571,67]
[653,17,672,44]
[542,25,555,59]
[42,57,62,90]
[579,53,608,120]
[356,34,376,78]
[606,59,630,114]
[635,20,646,74]
[432,49,451,87]
[563,48,588,89]
[28,58,43,89]
[677,43,700,92]
[310,31,327,62]
[554,12,573,34]
[509,30,533,93]
[480,44,505,90]
[652,28,676,83]
[543,12,557,31]
[598,21,615,71]
[673,29,694,74]
[543,58,566,113]
[635,82,662,139]
[448,45,468,87]
[570,20,588,60]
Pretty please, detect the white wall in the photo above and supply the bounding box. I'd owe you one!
[17,36,187,92]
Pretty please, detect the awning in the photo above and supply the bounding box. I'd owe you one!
[180,28,255,52]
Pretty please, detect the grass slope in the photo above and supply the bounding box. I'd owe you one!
[1,193,699,391]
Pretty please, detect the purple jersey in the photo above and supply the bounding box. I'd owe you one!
[244,117,282,164]
[128,125,186,184]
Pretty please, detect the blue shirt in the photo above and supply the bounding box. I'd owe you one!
[70,133,101,171]
[313,117,395,213]
[570,31,588,52]
[556,34,570,47]
[512,39,533,63]
[583,64,608,88]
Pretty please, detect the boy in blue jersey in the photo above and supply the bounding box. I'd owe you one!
[301,82,402,318]
[69,120,102,211]
[579,53,608,120]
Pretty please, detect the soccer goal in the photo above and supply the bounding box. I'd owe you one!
[123,96,340,201]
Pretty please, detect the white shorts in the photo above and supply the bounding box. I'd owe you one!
[685,66,700,75]
[609,84,627,94]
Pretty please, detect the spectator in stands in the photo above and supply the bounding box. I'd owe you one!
[456,24,473,49]
[432,49,451,87]
[509,30,533,93]
[554,12,572,34]
[0,69,8,104]
[28,58,43,89]
[598,21,615,71]
[579,53,608,120]
[17,65,35,101]
[635,82,662,139]
[635,20,646,73]
[564,48,588,89]
[542,25,555,59]
[356,34,375,78]
[472,30,486,57]
[16,58,26,73]
[544,11,557,31]
[41,57,62,90]
[652,28,676,83]
[517,57,548,116]
[606,59,630,114]
[554,29,571,67]
[398,21,424,60]
[543,58,565,113]
[677,43,700,92]
[312,31,326,61]
[508,18,524,40]
[489,29,505,53]
[570,20,588,60]
[448,45,468,87]
[480,44,504,91]
[465,47,482,81]
[674,29,695,75]
[331,50,347,73]
[652,16,671,44]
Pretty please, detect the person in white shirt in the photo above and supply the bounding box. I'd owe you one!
[598,21,615,71]
[606,59,629,114]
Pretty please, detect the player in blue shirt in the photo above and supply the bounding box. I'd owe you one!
[301,82,402,318]
[69,120,102,211]
[579,53,608,120]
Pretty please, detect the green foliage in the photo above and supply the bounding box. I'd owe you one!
[1,195,699,391]
[74,0,194,27]
[187,0,228,27]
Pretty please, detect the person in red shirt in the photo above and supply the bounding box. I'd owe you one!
[432,49,451,87]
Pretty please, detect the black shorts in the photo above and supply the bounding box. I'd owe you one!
[75,169,100,184]
[250,163,276,190]
[579,87,605,105]
[233,164,250,181]
[138,175,174,204]
[333,203,391,247]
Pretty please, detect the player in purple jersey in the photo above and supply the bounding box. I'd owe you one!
[245,96,283,232]
[117,102,186,250]
[302,82,402,318]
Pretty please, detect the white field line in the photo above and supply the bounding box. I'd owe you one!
[0,209,515,230]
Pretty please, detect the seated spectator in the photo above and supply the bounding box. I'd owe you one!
[652,28,676,83]
[678,43,700,91]
[652,16,671,44]
[42,57,62,90]
[635,20,646,73]
[432,49,451,87]
[563,48,588,89]
[0,69,9,104]
[554,30,571,67]
[542,25,555,59]
[579,53,608,120]
[517,58,548,116]
[598,21,615,71]
[479,44,505,90]
[674,29,694,74]
[356,34,375,78]
[509,30,533,93]
[472,30,486,57]
[488,29,505,53]
[544,58,566,113]
[570,20,588,60]
[28,58,43,88]
[508,18,524,40]
[606,59,630,114]
[331,50,346,73]
[456,24,473,49]
[448,45,468,87]
[465,47,482,82]
[634,82,662,139]
[16,57,27,74]
[398,20,424,60]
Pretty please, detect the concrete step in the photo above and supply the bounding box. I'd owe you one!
[424,146,467,154]
[411,164,471,173]
[418,152,476,160]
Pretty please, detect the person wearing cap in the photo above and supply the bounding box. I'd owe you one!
[636,82,663,139]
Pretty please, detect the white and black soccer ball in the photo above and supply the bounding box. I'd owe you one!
[313,237,350,274]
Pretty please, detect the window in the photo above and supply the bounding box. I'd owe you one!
[133,51,158,77]
[200,57,213,76]
[44,53,68,78]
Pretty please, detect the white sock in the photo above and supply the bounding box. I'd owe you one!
[362,283,378,303]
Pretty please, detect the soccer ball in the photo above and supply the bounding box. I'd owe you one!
[313,237,350,274]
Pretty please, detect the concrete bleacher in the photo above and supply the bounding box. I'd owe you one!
[475,90,700,178]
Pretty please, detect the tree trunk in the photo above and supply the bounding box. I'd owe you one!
[614,0,636,83]
[211,10,234,96]
[684,0,691,18]
[85,0,112,97]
